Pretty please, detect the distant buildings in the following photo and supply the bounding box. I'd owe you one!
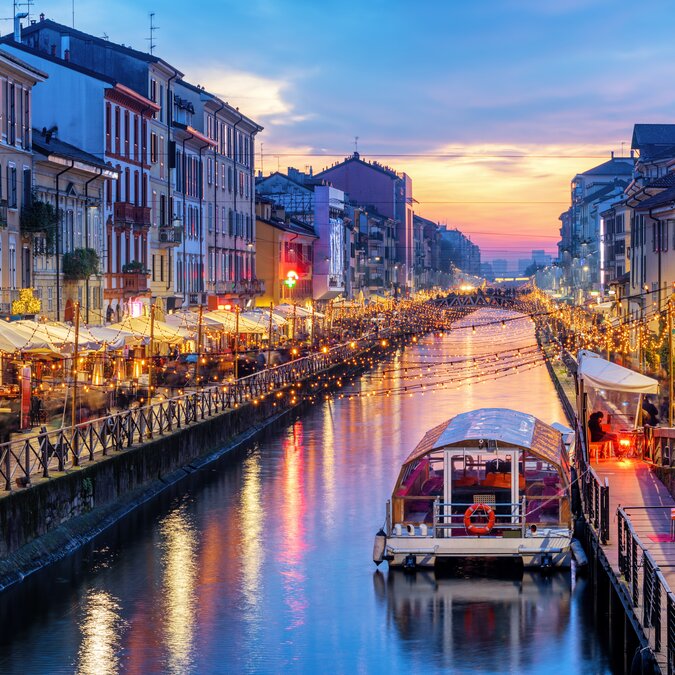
[557,153,634,298]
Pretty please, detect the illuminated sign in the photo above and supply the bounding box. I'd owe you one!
[284,270,299,288]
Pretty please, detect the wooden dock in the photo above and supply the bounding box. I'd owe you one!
[544,346,675,673]
[590,456,675,674]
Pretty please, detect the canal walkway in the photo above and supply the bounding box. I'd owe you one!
[551,351,675,673]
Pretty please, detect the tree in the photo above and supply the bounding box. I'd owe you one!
[524,262,543,277]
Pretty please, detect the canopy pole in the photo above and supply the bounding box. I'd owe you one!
[234,306,240,380]
[71,302,80,456]
[670,297,673,427]
[195,304,203,386]
[267,302,273,368]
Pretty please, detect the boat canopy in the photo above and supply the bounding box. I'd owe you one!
[402,408,565,468]
[577,351,658,394]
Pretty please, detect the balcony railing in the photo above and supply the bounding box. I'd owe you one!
[105,272,150,298]
[233,278,265,295]
[114,202,152,229]
[158,225,182,247]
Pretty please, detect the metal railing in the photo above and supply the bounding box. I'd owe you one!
[617,507,675,673]
[0,339,367,491]
[432,498,528,537]
[576,422,610,544]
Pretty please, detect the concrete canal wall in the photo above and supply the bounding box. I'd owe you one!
[0,342,393,591]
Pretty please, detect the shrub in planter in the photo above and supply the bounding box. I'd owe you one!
[62,248,100,280]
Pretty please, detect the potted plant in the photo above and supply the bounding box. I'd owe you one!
[62,248,100,280]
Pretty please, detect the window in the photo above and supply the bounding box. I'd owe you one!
[22,167,31,207]
[124,110,130,157]
[7,82,15,145]
[114,106,120,155]
[150,132,158,163]
[8,165,17,208]
[207,157,213,185]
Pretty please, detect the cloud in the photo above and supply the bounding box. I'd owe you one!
[191,68,302,123]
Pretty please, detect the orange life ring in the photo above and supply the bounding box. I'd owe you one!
[464,503,496,536]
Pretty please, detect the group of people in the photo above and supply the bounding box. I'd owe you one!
[588,395,661,458]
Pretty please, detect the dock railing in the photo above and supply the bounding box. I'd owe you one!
[576,422,610,544]
[617,506,675,673]
[0,339,365,491]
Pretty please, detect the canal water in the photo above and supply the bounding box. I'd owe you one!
[0,309,613,674]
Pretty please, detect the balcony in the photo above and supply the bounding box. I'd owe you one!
[233,278,265,296]
[368,231,384,241]
[104,272,150,299]
[114,202,152,231]
[158,225,182,247]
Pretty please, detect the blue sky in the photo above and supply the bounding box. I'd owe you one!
[19,0,675,261]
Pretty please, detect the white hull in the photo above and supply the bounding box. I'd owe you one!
[385,533,572,569]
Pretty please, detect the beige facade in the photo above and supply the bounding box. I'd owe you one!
[0,49,45,316]
[30,131,117,323]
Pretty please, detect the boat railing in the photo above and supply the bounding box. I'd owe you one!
[432,498,528,537]
[617,506,675,665]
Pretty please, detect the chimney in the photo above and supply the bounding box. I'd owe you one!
[64,49,70,62]
[611,151,614,159]
[13,12,27,43]
[39,12,45,21]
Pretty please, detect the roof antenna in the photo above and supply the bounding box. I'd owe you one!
[147,12,158,54]
[354,136,359,156]
[71,0,74,27]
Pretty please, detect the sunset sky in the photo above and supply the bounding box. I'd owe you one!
[24,0,675,262]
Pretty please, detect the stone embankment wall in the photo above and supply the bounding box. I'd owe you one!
[0,343,389,589]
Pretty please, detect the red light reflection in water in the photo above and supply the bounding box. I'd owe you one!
[276,420,308,629]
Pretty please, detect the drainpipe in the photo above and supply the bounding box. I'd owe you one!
[211,100,225,295]
[232,110,243,301]
[83,167,104,324]
[197,138,211,299]
[649,207,663,316]
[166,68,180,296]
[55,160,75,322]
[181,129,194,305]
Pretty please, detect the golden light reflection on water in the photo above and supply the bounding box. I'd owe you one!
[277,424,308,630]
[159,505,198,675]
[75,589,125,675]
[240,453,264,620]
[322,406,336,527]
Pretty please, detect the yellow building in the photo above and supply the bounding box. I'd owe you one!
[255,197,316,306]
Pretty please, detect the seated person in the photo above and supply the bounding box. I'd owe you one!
[588,411,618,456]
[642,396,659,427]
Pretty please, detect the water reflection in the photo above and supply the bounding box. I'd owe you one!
[159,504,198,675]
[373,570,587,673]
[239,452,264,621]
[0,311,613,674]
[75,589,125,675]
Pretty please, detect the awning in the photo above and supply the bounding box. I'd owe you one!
[578,352,658,394]
[108,316,193,344]
[403,408,565,468]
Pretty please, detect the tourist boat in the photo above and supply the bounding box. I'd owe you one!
[373,408,573,569]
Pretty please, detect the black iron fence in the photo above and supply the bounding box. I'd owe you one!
[0,339,366,491]
[617,506,675,673]
[576,422,610,544]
